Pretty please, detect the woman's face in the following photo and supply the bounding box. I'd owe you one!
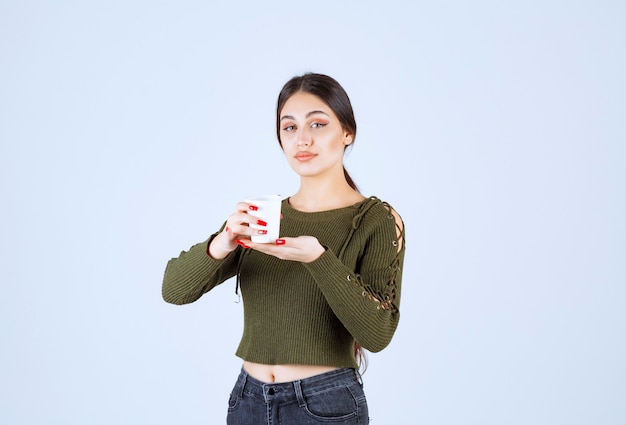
[278,91,353,180]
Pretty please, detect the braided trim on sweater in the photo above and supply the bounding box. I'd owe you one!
[344,199,405,313]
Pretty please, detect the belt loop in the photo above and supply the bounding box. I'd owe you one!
[237,368,248,398]
[293,380,306,408]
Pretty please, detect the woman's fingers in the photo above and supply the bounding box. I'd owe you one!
[224,204,267,240]
[211,201,266,257]
[236,201,259,213]
[242,236,325,263]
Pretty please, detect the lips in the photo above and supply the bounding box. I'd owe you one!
[295,152,317,161]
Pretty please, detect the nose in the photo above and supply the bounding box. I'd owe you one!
[297,128,312,148]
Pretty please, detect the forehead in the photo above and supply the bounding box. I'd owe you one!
[280,91,332,117]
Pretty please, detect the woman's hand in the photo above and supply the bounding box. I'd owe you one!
[239,236,326,263]
[208,201,267,260]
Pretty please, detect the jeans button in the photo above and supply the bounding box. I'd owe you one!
[268,388,275,395]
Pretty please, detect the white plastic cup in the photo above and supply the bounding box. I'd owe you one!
[245,195,282,243]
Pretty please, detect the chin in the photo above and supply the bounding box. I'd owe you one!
[290,169,319,178]
[288,162,318,175]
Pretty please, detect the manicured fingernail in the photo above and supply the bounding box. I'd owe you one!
[275,239,285,245]
[235,240,250,249]
[225,226,230,232]
[249,205,258,211]
[257,219,267,226]
[258,230,267,235]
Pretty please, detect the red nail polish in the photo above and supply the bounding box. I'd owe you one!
[225,226,230,232]
[258,230,267,235]
[235,240,250,249]
[249,205,259,211]
[257,219,267,226]
[275,239,285,245]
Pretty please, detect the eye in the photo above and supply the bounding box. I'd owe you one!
[311,122,326,129]
[282,125,296,132]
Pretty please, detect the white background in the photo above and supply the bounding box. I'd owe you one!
[1,1,624,424]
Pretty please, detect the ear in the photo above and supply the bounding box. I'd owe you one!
[343,131,354,146]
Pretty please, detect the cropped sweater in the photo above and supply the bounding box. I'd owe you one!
[162,197,405,369]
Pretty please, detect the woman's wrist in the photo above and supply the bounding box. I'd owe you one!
[207,231,235,260]
[305,243,327,263]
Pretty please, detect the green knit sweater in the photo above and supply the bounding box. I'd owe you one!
[162,197,405,369]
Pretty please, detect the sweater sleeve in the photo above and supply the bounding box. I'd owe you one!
[162,231,241,305]
[302,206,405,352]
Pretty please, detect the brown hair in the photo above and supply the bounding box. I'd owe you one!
[276,73,359,192]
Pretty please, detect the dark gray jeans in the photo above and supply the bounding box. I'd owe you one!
[226,367,369,424]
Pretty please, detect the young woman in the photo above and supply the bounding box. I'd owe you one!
[162,73,405,424]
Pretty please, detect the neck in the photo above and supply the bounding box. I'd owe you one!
[290,171,364,212]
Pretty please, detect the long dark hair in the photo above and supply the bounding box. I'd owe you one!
[276,73,359,192]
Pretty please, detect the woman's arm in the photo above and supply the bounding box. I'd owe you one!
[303,206,405,352]
[162,231,241,305]
[162,200,268,305]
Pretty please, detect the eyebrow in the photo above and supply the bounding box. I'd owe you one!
[280,110,330,122]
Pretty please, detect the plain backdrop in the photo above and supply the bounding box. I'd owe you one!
[1,1,624,424]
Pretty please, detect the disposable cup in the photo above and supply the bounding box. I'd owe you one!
[245,195,282,243]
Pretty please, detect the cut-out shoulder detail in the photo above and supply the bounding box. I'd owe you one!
[384,204,404,253]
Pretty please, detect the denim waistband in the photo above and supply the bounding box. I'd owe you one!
[233,367,362,404]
